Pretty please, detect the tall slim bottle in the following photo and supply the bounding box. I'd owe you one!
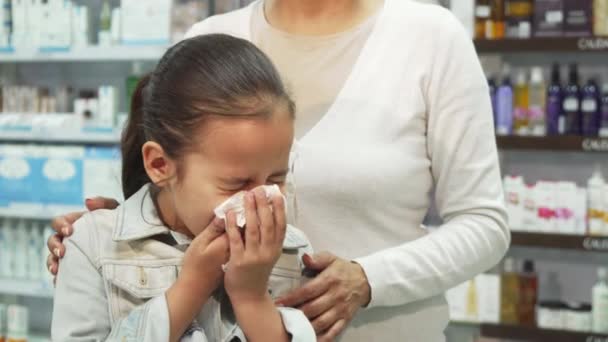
[528,67,546,136]
[563,63,581,135]
[547,63,563,135]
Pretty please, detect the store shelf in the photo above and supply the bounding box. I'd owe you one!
[0,278,53,298]
[511,232,608,253]
[0,127,121,144]
[480,323,608,342]
[0,45,167,63]
[475,37,608,54]
[496,135,608,152]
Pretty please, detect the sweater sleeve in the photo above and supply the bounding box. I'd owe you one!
[354,11,510,308]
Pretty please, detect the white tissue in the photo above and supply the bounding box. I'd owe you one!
[213,184,285,228]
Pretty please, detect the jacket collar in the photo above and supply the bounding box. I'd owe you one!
[113,184,171,242]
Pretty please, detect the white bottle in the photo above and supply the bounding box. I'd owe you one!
[604,184,608,236]
[528,67,547,136]
[592,267,608,333]
[27,222,41,280]
[0,218,8,277]
[588,170,606,236]
[0,218,15,278]
[12,220,28,279]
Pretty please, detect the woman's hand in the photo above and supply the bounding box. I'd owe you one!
[47,197,119,278]
[224,188,289,342]
[276,252,372,342]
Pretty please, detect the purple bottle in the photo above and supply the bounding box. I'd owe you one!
[546,63,563,135]
[496,76,514,136]
[563,63,581,135]
[581,79,600,137]
[600,83,608,138]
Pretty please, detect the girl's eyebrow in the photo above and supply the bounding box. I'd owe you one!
[220,169,290,183]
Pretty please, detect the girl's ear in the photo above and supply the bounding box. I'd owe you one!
[142,141,177,186]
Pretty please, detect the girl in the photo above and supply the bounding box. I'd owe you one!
[51,34,315,342]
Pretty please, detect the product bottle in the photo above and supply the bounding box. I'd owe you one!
[603,183,608,236]
[489,76,498,125]
[528,67,547,136]
[466,277,479,321]
[475,0,492,39]
[563,63,581,135]
[594,0,608,36]
[588,169,606,236]
[26,224,40,280]
[513,70,530,135]
[98,0,112,46]
[599,83,608,137]
[126,62,144,109]
[491,0,506,38]
[592,267,608,333]
[518,260,538,326]
[500,258,520,324]
[581,79,600,136]
[496,71,514,135]
[12,220,27,279]
[0,219,14,278]
[547,63,563,135]
[505,0,533,38]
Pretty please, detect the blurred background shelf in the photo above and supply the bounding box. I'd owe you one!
[496,136,608,152]
[0,278,53,298]
[0,127,122,145]
[475,37,608,54]
[479,323,608,342]
[511,232,608,253]
[0,45,167,63]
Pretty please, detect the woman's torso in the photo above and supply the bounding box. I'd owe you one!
[186,0,457,340]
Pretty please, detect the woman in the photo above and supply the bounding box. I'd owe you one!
[48,0,510,341]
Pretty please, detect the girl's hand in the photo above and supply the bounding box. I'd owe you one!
[224,188,287,304]
[167,217,230,342]
[179,217,230,290]
[223,188,289,342]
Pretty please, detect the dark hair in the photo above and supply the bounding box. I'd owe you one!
[121,34,295,198]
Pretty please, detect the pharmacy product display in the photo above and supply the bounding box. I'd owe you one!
[448,260,605,333]
[0,145,122,216]
[0,0,177,51]
[0,218,53,283]
[490,63,608,137]
[467,0,608,39]
[503,171,608,236]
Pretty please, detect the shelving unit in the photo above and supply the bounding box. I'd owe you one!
[511,232,608,253]
[0,45,167,63]
[475,37,608,54]
[0,127,122,145]
[0,278,53,299]
[496,136,608,152]
[479,323,608,342]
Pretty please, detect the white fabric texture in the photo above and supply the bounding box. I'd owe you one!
[185,0,510,340]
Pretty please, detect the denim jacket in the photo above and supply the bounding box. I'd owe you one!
[51,184,316,342]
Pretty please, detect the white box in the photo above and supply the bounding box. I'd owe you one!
[121,0,172,45]
[476,274,501,323]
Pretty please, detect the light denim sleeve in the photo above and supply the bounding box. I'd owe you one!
[51,217,172,341]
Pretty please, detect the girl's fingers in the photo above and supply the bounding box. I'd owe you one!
[271,194,287,246]
[244,192,260,252]
[226,211,244,259]
[255,187,275,247]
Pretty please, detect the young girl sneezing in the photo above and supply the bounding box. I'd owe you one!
[51,34,315,342]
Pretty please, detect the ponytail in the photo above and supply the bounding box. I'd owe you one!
[121,74,152,199]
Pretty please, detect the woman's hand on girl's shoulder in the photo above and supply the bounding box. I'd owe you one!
[47,197,120,282]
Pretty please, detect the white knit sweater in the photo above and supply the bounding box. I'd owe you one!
[186,1,510,340]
